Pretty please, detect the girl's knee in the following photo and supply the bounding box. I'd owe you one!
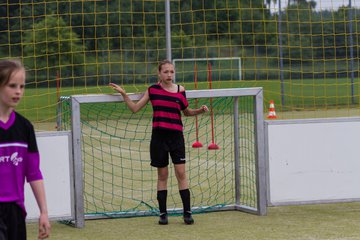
[175,171,186,182]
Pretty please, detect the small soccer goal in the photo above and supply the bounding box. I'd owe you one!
[59,87,266,228]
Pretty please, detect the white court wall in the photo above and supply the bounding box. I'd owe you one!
[25,131,73,221]
[265,118,360,206]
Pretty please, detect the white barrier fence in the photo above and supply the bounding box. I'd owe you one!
[266,117,360,205]
[25,131,73,221]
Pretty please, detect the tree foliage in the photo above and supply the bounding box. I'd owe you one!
[0,0,358,82]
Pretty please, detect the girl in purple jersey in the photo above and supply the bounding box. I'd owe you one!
[0,59,51,239]
[110,59,208,225]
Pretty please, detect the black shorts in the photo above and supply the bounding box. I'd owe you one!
[0,202,26,240]
[150,129,186,168]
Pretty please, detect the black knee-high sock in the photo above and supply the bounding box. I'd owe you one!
[179,189,191,213]
[157,190,167,214]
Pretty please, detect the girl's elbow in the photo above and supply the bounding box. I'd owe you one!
[126,106,137,113]
[131,106,142,113]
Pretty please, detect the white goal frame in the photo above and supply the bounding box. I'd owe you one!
[68,87,266,228]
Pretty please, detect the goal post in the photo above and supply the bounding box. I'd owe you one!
[62,87,266,228]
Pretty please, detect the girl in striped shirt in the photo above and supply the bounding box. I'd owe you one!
[110,59,208,225]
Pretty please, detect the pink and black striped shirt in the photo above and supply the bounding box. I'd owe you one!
[148,83,189,132]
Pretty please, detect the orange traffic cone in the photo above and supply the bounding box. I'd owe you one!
[267,100,277,119]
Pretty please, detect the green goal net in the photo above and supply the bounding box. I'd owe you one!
[60,88,266,228]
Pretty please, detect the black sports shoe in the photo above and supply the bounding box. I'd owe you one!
[158,213,168,225]
[183,211,194,225]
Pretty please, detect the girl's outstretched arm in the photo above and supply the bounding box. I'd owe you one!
[109,83,149,113]
[179,85,209,117]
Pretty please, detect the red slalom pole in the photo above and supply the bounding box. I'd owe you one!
[207,63,220,150]
[192,63,203,148]
[56,70,60,129]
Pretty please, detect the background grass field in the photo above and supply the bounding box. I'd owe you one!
[27,202,360,240]
[21,78,360,126]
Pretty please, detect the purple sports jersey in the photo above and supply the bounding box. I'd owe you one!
[0,111,43,215]
[148,84,189,132]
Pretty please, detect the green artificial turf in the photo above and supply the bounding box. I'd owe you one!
[27,202,360,240]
